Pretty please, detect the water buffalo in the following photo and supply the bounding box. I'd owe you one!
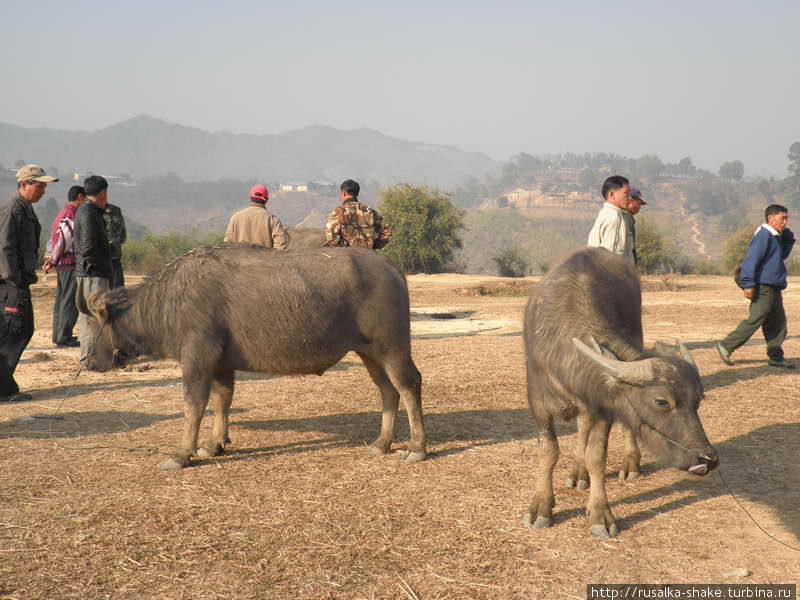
[85,244,426,470]
[522,247,718,538]
[285,228,326,249]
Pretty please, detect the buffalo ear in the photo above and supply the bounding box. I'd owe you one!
[86,290,112,325]
[653,339,698,370]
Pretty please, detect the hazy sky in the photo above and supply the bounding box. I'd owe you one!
[2,0,798,177]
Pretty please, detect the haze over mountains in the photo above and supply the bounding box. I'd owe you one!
[0,115,498,189]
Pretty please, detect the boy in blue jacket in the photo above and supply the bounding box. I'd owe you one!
[717,204,795,368]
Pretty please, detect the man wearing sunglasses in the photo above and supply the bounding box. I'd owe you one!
[0,164,59,402]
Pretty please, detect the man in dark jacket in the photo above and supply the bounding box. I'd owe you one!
[324,179,392,248]
[104,203,126,288]
[74,175,113,368]
[0,165,58,402]
[717,204,796,368]
[43,185,85,347]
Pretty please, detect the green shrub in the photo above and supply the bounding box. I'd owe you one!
[379,184,465,274]
[493,246,531,277]
[721,226,754,274]
[635,217,688,274]
[122,230,224,274]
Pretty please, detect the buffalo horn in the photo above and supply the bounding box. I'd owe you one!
[676,340,697,369]
[573,337,655,385]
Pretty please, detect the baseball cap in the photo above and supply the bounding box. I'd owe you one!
[629,187,647,204]
[16,164,59,183]
[249,184,269,202]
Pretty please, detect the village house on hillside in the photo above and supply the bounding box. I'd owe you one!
[497,186,597,211]
[278,181,337,194]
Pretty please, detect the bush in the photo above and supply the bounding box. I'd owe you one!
[493,246,531,277]
[379,184,465,274]
[689,258,722,275]
[721,226,754,274]
[122,230,224,274]
[635,217,688,274]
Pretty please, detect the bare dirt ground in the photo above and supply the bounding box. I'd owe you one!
[1,272,799,599]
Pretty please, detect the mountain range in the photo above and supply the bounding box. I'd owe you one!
[0,115,498,189]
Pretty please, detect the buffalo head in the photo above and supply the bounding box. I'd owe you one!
[83,289,135,372]
[574,337,718,476]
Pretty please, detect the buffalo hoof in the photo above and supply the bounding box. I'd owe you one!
[619,470,640,481]
[590,522,620,539]
[591,523,619,539]
[197,444,224,459]
[523,513,552,530]
[402,451,427,464]
[367,445,390,457]
[565,477,590,490]
[160,455,189,470]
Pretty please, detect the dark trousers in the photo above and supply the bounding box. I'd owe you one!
[0,284,34,397]
[111,259,125,289]
[52,269,79,344]
[720,285,787,360]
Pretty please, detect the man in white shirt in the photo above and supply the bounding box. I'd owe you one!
[587,175,634,264]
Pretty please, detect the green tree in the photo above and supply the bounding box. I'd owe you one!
[678,156,694,176]
[635,217,686,274]
[379,184,465,274]
[722,226,754,273]
[636,154,664,178]
[493,246,530,277]
[719,160,744,181]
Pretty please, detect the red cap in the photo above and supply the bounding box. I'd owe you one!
[249,184,269,202]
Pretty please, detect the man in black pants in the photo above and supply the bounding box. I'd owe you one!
[74,175,113,369]
[0,165,59,402]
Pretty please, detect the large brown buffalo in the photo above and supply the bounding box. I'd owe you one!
[85,244,426,470]
[522,248,718,538]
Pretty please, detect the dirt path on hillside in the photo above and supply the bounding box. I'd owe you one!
[678,190,709,259]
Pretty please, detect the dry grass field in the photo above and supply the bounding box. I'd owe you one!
[1,272,799,599]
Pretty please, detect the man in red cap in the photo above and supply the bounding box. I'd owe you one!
[224,185,287,249]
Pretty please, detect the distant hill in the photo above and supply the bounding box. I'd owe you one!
[0,115,498,189]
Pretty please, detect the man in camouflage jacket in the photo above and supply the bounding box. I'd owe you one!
[104,203,126,288]
[325,179,392,249]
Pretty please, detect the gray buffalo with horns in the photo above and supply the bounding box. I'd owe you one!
[522,247,718,538]
[85,244,427,470]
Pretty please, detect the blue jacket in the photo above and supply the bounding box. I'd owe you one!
[739,225,795,290]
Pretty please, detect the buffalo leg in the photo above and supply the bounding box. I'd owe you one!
[618,424,641,481]
[160,364,214,470]
[198,371,235,459]
[384,355,426,463]
[357,352,400,457]
[523,415,558,529]
[585,417,618,538]
[566,411,591,490]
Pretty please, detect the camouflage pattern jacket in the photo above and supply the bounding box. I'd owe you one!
[325,200,392,249]
[103,204,127,261]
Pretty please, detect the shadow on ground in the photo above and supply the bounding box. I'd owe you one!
[543,423,800,545]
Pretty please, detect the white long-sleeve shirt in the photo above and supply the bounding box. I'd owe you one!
[587,202,635,264]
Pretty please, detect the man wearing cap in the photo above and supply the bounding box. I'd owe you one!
[224,185,287,249]
[587,175,635,264]
[627,187,648,264]
[0,165,58,402]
